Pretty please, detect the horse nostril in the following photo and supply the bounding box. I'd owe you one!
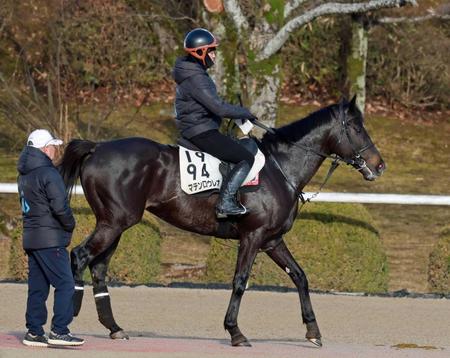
[377,162,386,174]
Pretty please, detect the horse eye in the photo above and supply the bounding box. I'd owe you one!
[353,124,362,133]
[349,118,363,133]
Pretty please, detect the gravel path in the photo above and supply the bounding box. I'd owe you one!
[1,283,449,357]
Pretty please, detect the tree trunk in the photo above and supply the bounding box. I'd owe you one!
[346,15,369,112]
[204,12,241,102]
[245,54,281,136]
[243,2,284,136]
[210,1,283,136]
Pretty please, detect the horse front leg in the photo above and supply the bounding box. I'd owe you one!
[89,237,128,339]
[266,239,322,347]
[224,237,259,347]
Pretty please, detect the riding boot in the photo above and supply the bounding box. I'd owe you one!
[216,161,251,218]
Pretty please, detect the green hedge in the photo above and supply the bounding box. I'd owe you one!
[206,202,389,293]
[8,223,28,281]
[6,197,162,284]
[428,227,450,293]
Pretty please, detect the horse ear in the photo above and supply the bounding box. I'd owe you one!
[349,95,357,111]
[339,97,347,110]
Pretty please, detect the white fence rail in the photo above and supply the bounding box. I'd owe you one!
[2,183,450,205]
[302,192,450,205]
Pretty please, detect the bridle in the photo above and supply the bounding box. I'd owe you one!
[267,100,376,203]
[333,100,375,172]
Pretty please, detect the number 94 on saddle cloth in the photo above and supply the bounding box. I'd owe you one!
[178,139,265,195]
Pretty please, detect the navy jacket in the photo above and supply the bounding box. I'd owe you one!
[17,146,75,250]
[173,56,254,138]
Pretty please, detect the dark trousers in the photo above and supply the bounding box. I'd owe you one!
[25,247,75,336]
[189,129,255,167]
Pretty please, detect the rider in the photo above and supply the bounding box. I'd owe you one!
[173,28,257,218]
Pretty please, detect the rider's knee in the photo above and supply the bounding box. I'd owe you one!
[241,152,255,168]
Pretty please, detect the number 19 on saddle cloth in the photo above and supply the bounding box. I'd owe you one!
[179,146,265,195]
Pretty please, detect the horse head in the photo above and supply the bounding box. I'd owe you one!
[328,96,386,181]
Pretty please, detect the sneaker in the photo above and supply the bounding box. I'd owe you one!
[22,332,48,347]
[48,331,84,346]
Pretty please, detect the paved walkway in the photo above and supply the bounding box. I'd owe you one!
[1,283,449,357]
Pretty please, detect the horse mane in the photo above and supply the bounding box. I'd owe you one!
[261,105,335,147]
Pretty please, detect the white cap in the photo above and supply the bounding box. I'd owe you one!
[27,129,63,148]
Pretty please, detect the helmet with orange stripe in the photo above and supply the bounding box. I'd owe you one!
[184,28,218,68]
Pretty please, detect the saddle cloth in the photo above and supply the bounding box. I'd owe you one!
[179,146,265,195]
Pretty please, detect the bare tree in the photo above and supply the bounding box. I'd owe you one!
[346,4,450,112]
[0,1,179,145]
[377,4,450,24]
[205,0,417,131]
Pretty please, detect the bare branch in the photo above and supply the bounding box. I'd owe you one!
[0,13,8,34]
[378,13,450,24]
[223,0,248,34]
[0,2,12,32]
[284,0,308,19]
[258,0,417,61]
[127,13,198,24]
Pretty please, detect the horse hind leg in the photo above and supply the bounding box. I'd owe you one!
[265,239,322,347]
[70,224,123,316]
[71,236,92,316]
[89,237,128,339]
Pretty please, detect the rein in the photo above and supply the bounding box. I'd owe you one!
[268,149,339,205]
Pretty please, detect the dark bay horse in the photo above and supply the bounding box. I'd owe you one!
[59,96,385,347]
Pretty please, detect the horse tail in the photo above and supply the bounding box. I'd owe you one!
[59,139,97,198]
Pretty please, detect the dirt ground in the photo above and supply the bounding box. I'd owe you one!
[0,283,449,357]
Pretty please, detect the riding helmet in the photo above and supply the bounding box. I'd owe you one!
[184,28,218,68]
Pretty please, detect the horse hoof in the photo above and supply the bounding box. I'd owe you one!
[232,337,252,347]
[227,326,251,347]
[308,338,322,347]
[110,330,129,340]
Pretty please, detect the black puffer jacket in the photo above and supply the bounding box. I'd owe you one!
[17,146,75,250]
[173,56,254,139]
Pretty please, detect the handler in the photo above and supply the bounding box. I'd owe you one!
[17,129,84,347]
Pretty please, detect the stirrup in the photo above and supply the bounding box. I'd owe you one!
[216,204,248,219]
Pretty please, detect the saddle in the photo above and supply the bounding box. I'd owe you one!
[177,137,265,195]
